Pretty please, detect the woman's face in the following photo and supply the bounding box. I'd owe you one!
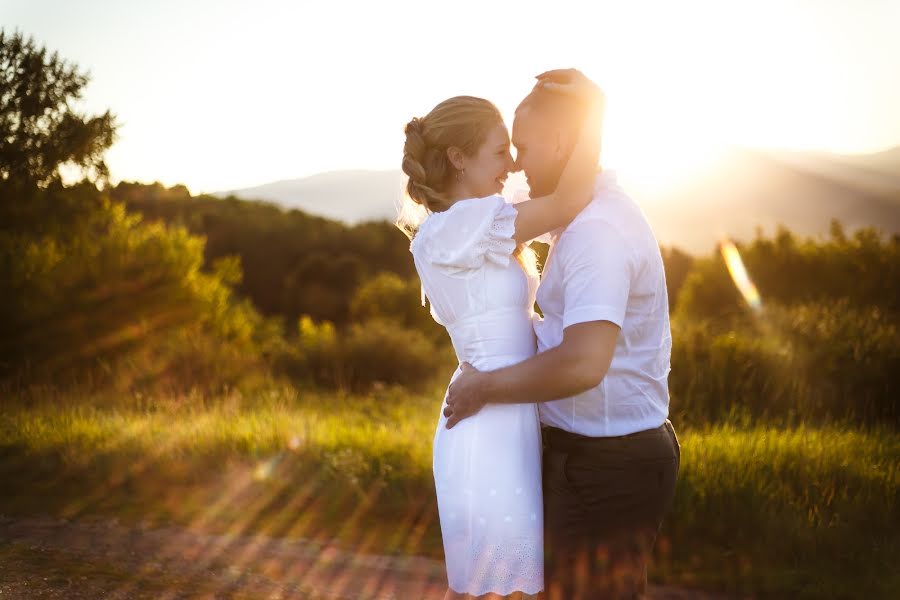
[462,122,516,198]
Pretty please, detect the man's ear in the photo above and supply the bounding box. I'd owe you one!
[446,146,466,171]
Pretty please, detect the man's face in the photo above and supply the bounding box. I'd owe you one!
[511,106,567,199]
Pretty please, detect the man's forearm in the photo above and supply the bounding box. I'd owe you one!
[444,321,619,428]
[482,342,601,405]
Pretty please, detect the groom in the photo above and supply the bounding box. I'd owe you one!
[444,69,680,600]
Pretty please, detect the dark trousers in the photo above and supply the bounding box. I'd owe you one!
[541,419,681,600]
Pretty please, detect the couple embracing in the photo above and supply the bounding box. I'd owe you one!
[398,69,680,600]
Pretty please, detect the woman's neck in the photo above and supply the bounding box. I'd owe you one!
[443,181,479,206]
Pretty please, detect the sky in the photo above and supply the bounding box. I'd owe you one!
[3,0,900,195]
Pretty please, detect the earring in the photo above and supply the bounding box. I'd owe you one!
[456,168,465,182]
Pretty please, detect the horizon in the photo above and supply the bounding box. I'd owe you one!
[5,0,900,196]
[211,142,900,193]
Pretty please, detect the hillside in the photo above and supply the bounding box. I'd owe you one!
[216,147,900,254]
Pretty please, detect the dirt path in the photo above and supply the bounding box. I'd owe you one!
[0,514,738,599]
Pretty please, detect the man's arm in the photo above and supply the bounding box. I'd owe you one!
[444,320,619,429]
[444,214,634,430]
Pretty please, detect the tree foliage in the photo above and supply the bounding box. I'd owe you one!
[0,29,116,188]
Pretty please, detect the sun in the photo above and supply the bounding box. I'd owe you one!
[600,103,727,194]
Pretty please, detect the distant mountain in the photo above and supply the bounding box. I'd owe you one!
[215,170,406,224]
[216,147,900,254]
[642,146,900,253]
[765,146,900,198]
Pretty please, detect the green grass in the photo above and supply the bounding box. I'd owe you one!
[1,383,898,599]
[658,423,899,598]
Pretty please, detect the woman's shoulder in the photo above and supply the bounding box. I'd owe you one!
[409,194,518,276]
[412,194,509,243]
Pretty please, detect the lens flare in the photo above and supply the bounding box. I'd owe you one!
[720,239,762,311]
[253,453,283,480]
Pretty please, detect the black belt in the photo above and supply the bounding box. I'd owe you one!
[541,421,671,453]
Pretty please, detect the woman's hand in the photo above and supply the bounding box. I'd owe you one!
[534,68,605,113]
[504,68,604,244]
[535,68,605,154]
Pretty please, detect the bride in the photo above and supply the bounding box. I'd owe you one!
[397,70,603,599]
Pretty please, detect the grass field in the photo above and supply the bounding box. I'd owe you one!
[2,382,898,599]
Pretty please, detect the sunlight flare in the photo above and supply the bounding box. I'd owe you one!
[720,239,762,311]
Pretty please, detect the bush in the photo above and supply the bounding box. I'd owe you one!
[285,315,453,392]
[349,272,445,342]
[781,300,899,423]
[676,222,900,324]
[0,183,278,390]
[668,222,899,427]
[670,319,791,426]
[670,301,899,426]
[343,318,452,390]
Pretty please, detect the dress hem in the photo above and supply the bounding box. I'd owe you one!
[448,584,544,596]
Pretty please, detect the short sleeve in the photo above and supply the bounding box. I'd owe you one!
[416,195,518,277]
[558,219,633,329]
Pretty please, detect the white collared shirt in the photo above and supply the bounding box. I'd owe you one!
[534,170,672,437]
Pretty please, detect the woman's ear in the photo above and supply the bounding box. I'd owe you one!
[446,146,466,171]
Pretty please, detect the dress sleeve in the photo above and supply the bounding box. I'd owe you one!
[418,195,518,277]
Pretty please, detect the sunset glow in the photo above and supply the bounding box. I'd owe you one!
[4,0,898,195]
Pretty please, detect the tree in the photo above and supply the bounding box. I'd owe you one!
[0,32,279,390]
[0,29,116,189]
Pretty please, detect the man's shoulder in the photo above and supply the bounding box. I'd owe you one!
[556,192,662,277]
[559,191,632,243]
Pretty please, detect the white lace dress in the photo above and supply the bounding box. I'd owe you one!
[409,194,544,596]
